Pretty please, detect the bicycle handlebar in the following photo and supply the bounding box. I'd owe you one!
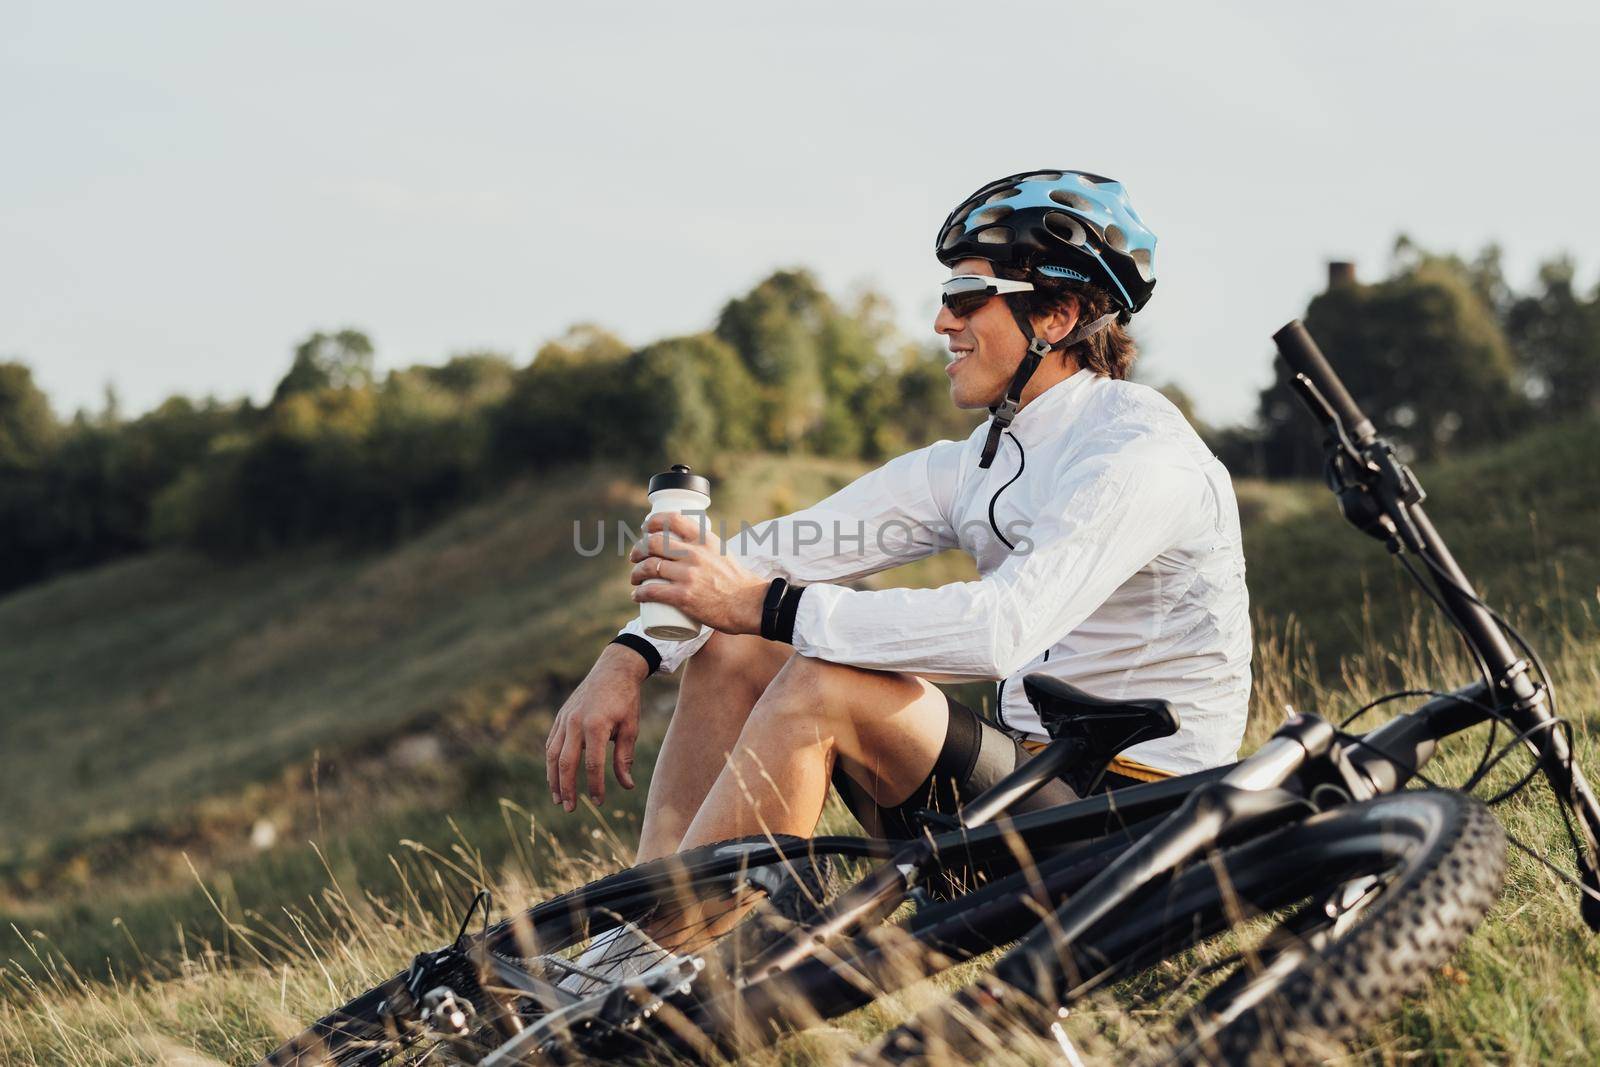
[1273,320,1376,445]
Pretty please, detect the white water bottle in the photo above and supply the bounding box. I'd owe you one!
[640,464,712,641]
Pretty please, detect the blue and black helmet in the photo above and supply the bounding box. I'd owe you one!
[935,169,1158,314]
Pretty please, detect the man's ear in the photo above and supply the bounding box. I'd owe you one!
[1033,296,1080,347]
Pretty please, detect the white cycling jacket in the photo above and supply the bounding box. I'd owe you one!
[619,369,1252,774]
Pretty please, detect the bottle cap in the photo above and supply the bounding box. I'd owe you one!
[648,464,711,496]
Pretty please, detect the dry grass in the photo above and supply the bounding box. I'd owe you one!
[4,591,1597,1065]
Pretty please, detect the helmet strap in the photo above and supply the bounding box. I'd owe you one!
[978,306,1066,469]
[976,303,1126,469]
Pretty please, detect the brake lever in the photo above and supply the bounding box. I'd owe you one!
[1288,372,1435,552]
[1288,373,1364,466]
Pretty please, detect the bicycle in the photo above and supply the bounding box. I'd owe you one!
[262,321,1600,1066]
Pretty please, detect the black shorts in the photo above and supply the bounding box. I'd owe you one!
[830,693,1140,841]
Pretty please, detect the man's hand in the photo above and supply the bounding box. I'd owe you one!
[630,512,768,636]
[545,643,650,811]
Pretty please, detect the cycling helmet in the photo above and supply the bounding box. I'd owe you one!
[935,169,1157,313]
[935,169,1158,469]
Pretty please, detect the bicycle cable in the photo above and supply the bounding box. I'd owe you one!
[1412,544,1563,722]
[1393,552,1502,787]
[1505,833,1600,907]
[1337,687,1500,731]
[1409,540,1582,851]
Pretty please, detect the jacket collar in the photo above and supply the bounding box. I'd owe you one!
[1003,368,1096,449]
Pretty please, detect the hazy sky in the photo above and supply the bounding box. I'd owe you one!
[4,0,1597,425]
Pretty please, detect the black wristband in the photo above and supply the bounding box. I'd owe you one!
[774,583,806,645]
[609,633,661,675]
[760,578,789,642]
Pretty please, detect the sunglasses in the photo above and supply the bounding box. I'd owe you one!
[941,274,1036,318]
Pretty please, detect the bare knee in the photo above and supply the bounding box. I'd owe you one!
[672,632,794,732]
[752,657,947,803]
[754,656,927,733]
[693,631,792,689]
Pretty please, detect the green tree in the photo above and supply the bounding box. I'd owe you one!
[0,362,57,470]
[533,324,630,369]
[623,334,761,461]
[849,342,981,459]
[1506,256,1600,417]
[361,374,491,539]
[715,270,828,449]
[1254,244,1525,475]
[492,359,601,470]
[271,329,376,404]
[410,351,516,404]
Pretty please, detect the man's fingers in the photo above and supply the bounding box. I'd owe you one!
[646,529,694,559]
[644,511,700,538]
[544,719,566,803]
[584,723,611,804]
[558,726,586,812]
[630,558,683,586]
[632,581,682,605]
[638,515,710,553]
[614,722,638,790]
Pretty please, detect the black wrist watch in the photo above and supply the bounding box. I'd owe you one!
[760,578,806,644]
[609,633,661,674]
[760,578,789,641]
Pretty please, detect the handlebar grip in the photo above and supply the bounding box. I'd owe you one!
[1273,320,1376,444]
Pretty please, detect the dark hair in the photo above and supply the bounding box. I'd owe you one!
[994,265,1137,380]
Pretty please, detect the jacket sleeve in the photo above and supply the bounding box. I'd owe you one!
[616,439,967,674]
[789,438,1208,679]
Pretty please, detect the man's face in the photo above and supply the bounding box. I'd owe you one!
[934,258,1029,410]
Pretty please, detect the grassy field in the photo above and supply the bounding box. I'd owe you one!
[2,419,1598,1064]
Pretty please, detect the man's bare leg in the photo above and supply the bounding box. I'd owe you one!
[676,656,950,851]
[635,631,793,862]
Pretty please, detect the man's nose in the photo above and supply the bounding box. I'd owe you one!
[933,303,963,335]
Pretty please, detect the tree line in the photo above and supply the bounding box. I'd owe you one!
[3,243,1597,596]
[1215,239,1600,477]
[0,270,974,594]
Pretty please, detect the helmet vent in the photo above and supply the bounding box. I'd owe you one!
[975,226,1014,245]
[1048,189,1095,213]
[1024,171,1063,182]
[1104,224,1128,252]
[1039,264,1090,282]
[940,226,964,251]
[1044,212,1087,245]
[971,205,1014,226]
[984,187,1021,205]
[1131,247,1154,280]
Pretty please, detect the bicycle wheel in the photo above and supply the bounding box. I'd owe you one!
[261,833,878,1067]
[1154,790,1506,1066]
[865,790,1506,1065]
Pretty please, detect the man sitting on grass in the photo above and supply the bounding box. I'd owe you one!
[543,169,1251,866]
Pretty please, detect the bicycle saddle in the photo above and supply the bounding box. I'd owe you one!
[1022,674,1180,795]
